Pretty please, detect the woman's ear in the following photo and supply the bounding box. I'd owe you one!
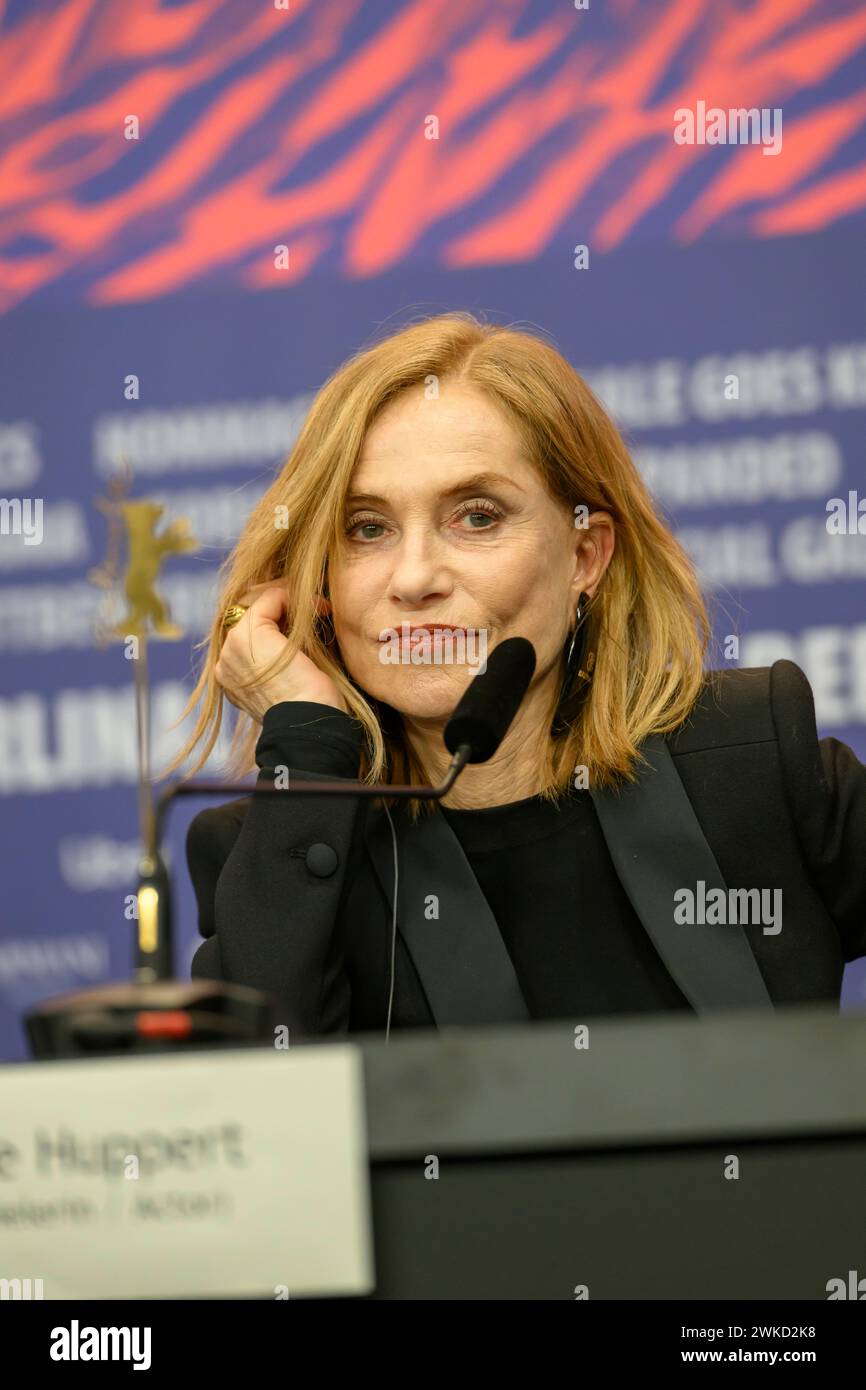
[573,511,615,596]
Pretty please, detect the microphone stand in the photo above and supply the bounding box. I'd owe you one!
[25,747,473,1061]
[26,591,530,1061]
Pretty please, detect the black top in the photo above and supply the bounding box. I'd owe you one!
[439,794,691,1018]
[255,701,692,1023]
[187,666,866,1037]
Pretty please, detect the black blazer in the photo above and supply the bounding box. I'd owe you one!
[186,660,866,1038]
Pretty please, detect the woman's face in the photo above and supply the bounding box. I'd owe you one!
[326,381,613,726]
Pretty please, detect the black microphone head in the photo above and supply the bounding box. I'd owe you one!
[444,637,536,763]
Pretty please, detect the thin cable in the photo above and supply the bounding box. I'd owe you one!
[381,798,399,1045]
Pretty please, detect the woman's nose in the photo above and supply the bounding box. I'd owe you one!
[387,529,452,604]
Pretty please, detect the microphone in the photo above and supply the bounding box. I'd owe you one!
[157,635,538,838]
[444,636,536,763]
[26,637,538,1057]
[151,636,538,979]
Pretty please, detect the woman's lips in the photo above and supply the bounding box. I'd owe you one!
[377,624,471,642]
[375,623,490,672]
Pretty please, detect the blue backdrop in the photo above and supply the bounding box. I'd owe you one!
[1,0,865,1060]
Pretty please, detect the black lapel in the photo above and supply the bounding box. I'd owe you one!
[364,803,530,1027]
[363,731,773,1026]
[588,734,773,1011]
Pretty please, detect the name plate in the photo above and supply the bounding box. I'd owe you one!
[0,1045,373,1299]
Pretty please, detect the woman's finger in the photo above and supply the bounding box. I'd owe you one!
[236,580,287,609]
[234,581,329,618]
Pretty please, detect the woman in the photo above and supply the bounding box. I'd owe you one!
[170,312,866,1039]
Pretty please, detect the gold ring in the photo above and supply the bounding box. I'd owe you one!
[222,604,248,630]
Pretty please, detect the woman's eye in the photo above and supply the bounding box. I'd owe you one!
[454,500,502,529]
[344,499,503,542]
[347,521,385,540]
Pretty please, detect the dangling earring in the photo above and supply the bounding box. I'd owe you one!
[552,590,595,731]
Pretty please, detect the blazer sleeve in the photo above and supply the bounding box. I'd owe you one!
[770,659,866,963]
[186,701,369,1037]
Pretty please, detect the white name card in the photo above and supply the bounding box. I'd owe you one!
[0,1044,373,1299]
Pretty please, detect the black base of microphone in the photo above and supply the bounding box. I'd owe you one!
[25,980,278,1060]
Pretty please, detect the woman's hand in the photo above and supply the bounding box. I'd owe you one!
[215,581,348,722]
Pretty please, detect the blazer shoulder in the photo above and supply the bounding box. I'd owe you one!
[666,659,816,755]
[186,796,251,863]
[185,797,252,938]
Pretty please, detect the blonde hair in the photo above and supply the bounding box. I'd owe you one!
[162,312,710,819]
